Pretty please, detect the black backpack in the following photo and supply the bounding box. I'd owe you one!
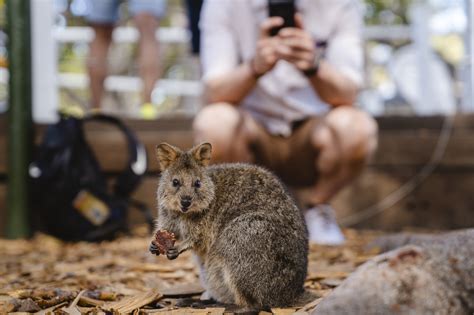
[29,113,153,241]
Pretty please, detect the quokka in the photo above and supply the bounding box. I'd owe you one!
[150,142,315,311]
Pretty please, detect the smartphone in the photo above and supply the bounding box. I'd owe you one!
[268,0,296,36]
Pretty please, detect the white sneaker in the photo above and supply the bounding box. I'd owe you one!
[305,205,345,245]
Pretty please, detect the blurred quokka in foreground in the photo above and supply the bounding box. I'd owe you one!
[149,142,315,310]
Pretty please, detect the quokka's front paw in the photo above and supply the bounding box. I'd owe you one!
[166,247,179,260]
[150,230,176,256]
[149,242,160,255]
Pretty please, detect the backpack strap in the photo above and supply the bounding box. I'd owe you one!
[83,114,154,233]
[84,113,147,197]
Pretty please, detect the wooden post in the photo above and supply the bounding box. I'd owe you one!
[462,0,473,112]
[6,0,32,238]
[410,3,434,114]
[31,0,58,123]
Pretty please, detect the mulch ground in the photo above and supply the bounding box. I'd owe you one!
[0,226,382,314]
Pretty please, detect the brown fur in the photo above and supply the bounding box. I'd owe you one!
[152,143,314,310]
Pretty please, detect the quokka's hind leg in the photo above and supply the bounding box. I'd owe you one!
[210,214,308,308]
[193,254,212,299]
[204,258,240,305]
[204,258,267,312]
[209,272,264,315]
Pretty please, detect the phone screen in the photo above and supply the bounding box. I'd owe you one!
[268,0,296,36]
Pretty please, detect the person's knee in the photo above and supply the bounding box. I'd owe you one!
[193,103,242,155]
[133,13,159,36]
[324,107,378,161]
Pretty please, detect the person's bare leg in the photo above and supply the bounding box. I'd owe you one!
[87,24,114,108]
[297,107,377,244]
[193,103,259,164]
[296,107,378,206]
[133,13,160,103]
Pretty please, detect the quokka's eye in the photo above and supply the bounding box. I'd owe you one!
[194,179,201,188]
[172,179,180,187]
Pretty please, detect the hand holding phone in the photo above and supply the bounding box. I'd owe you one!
[251,18,284,77]
[268,0,296,36]
[274,14,321,75]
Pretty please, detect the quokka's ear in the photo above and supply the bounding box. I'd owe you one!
[191,142,212,167]
[156,143,182,171]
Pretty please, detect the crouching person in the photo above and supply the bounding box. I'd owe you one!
[193,0,378,244]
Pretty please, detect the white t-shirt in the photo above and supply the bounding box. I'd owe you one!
[200,0,364,136]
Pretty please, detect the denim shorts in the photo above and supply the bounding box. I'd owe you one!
[85,0,167,24]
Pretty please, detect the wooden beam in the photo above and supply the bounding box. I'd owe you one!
[2,115,474,234]
[3,115,474,174]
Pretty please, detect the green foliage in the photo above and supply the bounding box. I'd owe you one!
[0,0,5,29]
[364,0,414,25]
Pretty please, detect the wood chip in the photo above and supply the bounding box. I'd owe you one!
[130,263,177,273]
[85,290,117,301]
[77,306,98,313]
[298,297,323,312]
[140,308,174,314]
[62,290,86,315]
[0,226,382,314]
[306,270,350,281]
[207,308,226,315]
[162,283,205,298]
[78,295,105,307]
[271,308,298,315]
[0,296,19,313]
[156,308,225,315]
[104,288,163,314]
[34,301,68,315]
[158,270,188,280]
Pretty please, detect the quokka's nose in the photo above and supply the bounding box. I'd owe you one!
[181,198,192,208]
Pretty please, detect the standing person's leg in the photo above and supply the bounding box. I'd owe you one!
[133,14,160,103]
[85,0,119,108]
[130,0,167,103]
[87,25,114,108]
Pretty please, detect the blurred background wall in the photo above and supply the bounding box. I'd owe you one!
[0,0,472,235]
